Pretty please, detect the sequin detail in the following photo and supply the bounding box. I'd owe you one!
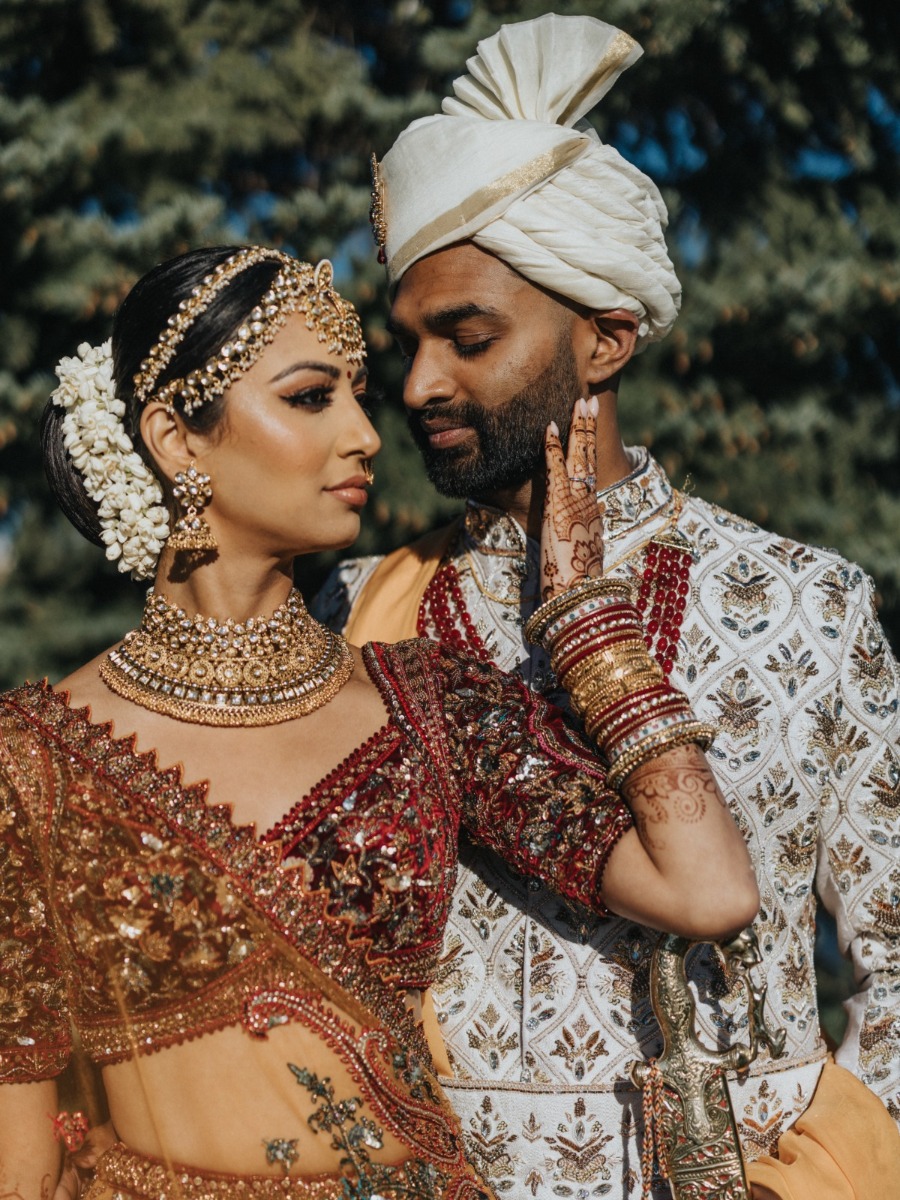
[85,1142,448,1200]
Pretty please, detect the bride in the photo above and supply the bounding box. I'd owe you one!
[0,245,758,1198]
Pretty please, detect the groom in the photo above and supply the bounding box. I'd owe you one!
[318,14,900,1199]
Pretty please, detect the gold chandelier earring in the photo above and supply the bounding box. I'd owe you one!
[363,461,375,485]
[167,461,217,552]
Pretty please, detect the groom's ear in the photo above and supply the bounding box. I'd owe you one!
[573,309,639,386]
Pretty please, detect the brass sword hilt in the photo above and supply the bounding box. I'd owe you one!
[630,927,786,1200]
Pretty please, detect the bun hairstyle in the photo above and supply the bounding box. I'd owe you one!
[41,246,284,547]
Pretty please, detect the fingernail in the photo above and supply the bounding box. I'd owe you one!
[549,420,559,436]
[589,395,599,416]
[578,397,588,416]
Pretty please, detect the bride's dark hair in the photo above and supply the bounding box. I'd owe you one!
[41,246,284,547]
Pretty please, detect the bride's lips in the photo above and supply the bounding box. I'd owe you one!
[325,476,369,507]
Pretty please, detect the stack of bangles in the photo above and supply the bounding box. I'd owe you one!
[524,578,716,789]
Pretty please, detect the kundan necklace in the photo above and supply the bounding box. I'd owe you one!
[100,588,353,726]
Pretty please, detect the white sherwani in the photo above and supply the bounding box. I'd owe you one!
[316,447,900,1198]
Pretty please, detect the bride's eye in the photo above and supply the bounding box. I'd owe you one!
[282,386,334,409]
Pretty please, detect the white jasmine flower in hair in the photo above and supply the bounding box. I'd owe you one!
[52,339,170,579]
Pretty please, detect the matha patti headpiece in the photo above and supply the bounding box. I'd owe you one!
[134,247,365,415]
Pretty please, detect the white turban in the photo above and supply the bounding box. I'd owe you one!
[377,13,681,349]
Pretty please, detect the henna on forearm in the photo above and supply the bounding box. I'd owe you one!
[0,1163,24,1200]
[632,794,670,851]
[0,1174,27,1200]
[624,743,726,850]
[628,763,710,823]
[0,1168,54,1200]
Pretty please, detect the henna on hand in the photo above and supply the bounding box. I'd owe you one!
[540,396,605,600]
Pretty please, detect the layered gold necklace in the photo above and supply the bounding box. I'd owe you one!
[100,589,353,726]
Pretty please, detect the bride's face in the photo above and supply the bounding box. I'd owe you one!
[195,313,381,560]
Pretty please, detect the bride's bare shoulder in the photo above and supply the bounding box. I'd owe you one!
[55,645,119,709]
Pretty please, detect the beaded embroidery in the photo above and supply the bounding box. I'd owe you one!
[90,1141,465,1199]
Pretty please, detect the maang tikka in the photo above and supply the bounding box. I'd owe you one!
[168,461,216,552]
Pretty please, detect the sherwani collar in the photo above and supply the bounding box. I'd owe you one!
[462,446,674,556]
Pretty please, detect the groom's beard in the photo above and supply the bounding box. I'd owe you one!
[406,337,582,499]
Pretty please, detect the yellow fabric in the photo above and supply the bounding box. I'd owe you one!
[343,519,460,646]
[420,987,454,1078]
[746,1057,900,1199]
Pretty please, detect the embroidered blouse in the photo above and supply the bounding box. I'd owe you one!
[0,638,630,1085]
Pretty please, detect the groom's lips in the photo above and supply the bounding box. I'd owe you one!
[417,417,475,450]
[428,427,474,449]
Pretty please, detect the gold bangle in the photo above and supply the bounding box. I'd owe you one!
[566,658,662,698]
[562,653,663,701]
[549,617,645,667]
[571,672,662,715]
[572,665,662,704]
[608,722,717,789]
[556,640,656,685]
[585,691,686,741]
[572,677,664,722]
[552,635,650,676]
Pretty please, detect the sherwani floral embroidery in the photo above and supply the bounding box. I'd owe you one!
[0,639,631,1197]
[317,447,900,1200]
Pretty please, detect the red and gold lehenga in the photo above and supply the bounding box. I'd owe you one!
[0,640,631,1200]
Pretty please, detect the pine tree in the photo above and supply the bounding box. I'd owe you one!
[7,1,896,684]
[336,0,900,641]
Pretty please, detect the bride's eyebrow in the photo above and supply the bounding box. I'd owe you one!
[268,360,341,384]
